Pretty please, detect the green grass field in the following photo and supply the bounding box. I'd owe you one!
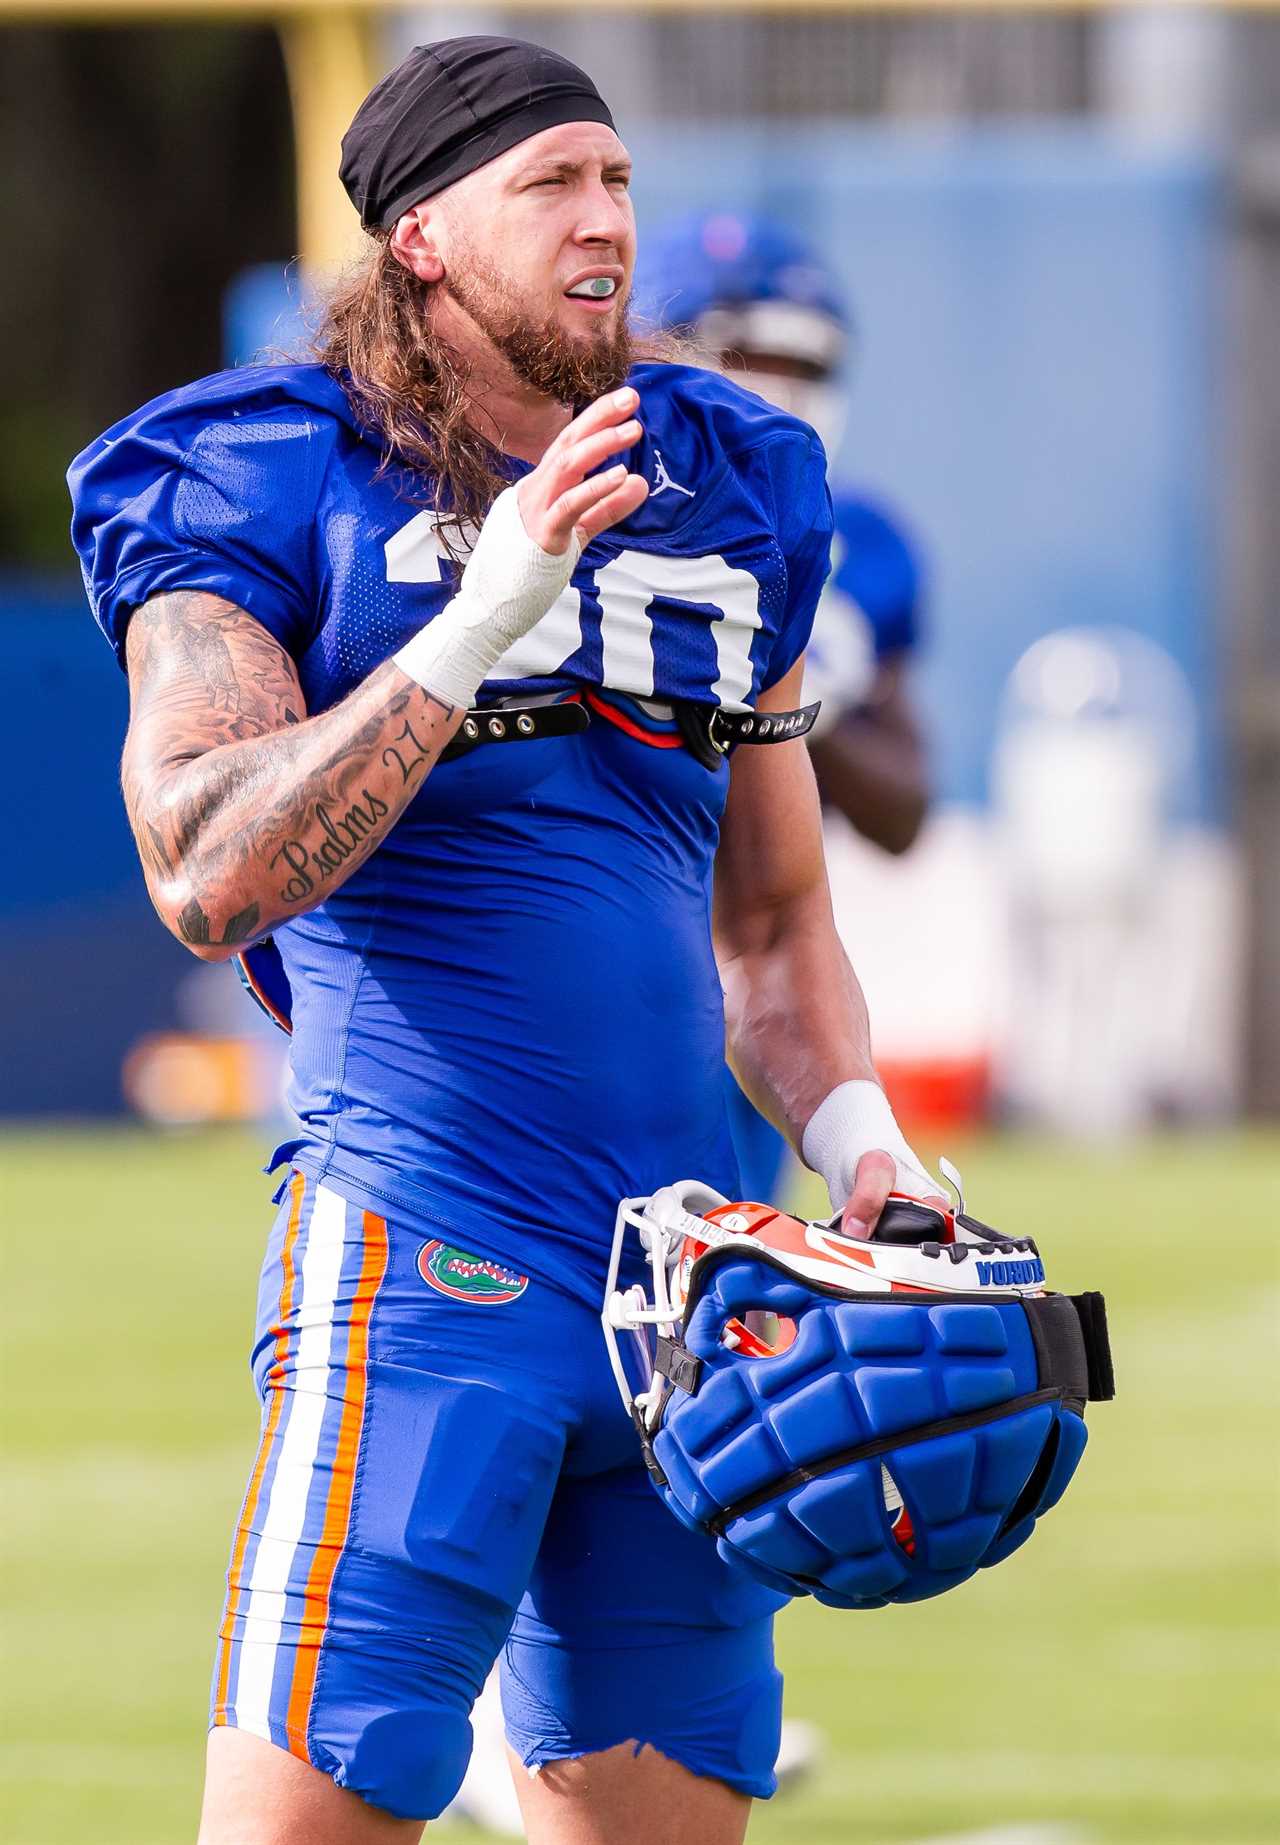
[3,1126,1278,1844]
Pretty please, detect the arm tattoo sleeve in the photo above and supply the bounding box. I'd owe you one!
[122,591,461,954]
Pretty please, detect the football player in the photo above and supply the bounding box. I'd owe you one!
[636,212,930,1201]
[70,37,944,1845]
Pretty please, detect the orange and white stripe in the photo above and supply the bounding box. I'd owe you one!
[220,1181,387,1750]
[214,1169,306,1721]
[283,1208,388,1747]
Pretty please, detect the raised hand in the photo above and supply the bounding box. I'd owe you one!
[517,385,649,554]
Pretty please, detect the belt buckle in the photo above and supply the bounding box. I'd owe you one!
[706,708,733,758]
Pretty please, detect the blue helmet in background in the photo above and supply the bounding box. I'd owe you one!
[633,210,850,379]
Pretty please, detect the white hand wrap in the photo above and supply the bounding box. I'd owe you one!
[392,485,581,709]
[802,1078,940,1215]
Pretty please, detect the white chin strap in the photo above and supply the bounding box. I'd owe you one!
[641,1180,729,1249]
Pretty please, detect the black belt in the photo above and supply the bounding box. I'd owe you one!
[675,698,820,768]
[439,699,590,761]
[440,695,820,767]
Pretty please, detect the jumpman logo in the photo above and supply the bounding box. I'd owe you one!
[651,448,696,500]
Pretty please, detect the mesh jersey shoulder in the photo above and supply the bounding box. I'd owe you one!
[629,359,827,486]
[626,362,833,689]
[69,364,361,666]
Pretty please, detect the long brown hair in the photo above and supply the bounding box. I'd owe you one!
[313,232,507,549]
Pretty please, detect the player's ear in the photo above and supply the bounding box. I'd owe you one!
[390,205,444,284]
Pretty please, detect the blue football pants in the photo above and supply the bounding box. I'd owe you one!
[210,1171,785,1821]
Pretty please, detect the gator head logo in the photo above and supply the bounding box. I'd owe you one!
[417,1239,529,1305]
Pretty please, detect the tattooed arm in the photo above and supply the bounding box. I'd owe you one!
[122,591,462,961]
[119,386,651,959]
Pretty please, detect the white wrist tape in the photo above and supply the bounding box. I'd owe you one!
[393,485,581,709]
[801,1078,939,1215]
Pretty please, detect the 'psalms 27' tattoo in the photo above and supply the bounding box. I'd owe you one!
[381,714,435,786]
[124,591,461,949]
[270,790,391,904]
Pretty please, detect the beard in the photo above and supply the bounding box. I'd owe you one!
[443,243,635,405]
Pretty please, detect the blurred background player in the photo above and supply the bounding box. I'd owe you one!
[637,211,929,1202]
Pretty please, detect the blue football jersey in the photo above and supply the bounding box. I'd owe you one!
[830,492,921,664]
[70,361,832,1298]
[798,491,923,725]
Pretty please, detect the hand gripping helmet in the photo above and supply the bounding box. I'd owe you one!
[602,1175,1113,1609]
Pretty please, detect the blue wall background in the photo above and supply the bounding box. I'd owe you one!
[3,581,192,1114]
[5,126,1223,1114]
[622,124,1223,818]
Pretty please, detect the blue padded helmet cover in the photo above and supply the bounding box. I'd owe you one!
[649,1253,1088,1609]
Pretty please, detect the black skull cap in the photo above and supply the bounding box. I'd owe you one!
[340,35,617,231]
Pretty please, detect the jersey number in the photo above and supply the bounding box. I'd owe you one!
[384,514,763,708]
